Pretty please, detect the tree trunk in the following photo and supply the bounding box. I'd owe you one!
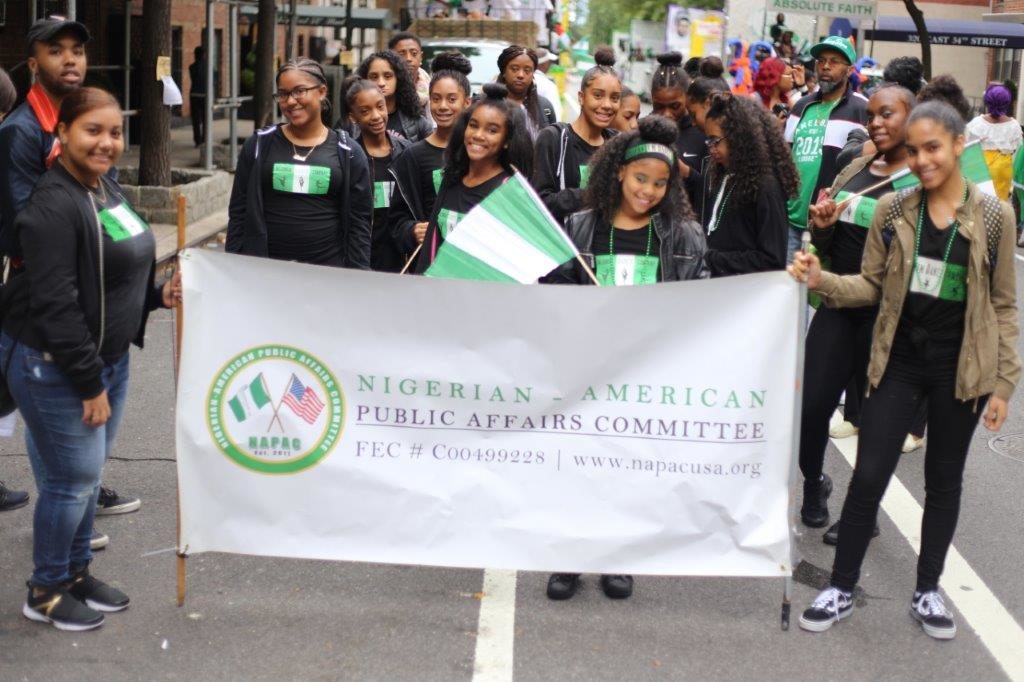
[255,0,277,130]
[903,0,931,80]
[139,0,172,186]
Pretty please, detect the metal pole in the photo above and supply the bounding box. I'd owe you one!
[782,229,812,631]
[286,1,298,61]
[66,0,75,20]
[204,0,215,170]
[124,1,131,148]
[345,0,356,73]
[870,19,876,59]
[720,0,730,61]
[229,2,239,171]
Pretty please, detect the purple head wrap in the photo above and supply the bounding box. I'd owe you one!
[984,84,1012,117]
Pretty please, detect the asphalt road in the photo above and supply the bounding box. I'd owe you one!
[2,253,1024,681]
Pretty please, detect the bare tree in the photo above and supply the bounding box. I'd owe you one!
[255,0,277,130]
[903,0,932,79]
[139,0,172,186]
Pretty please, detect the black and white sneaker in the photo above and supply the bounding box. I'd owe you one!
[90,530,109,551]
[96,487,141,516]
[799,586,854,632]
[911,590,956,640]
[69,569,130,613]
[22,583,104,632]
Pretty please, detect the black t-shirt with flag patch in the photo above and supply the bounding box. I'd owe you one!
[261,128,344,266]
[894,210,969,361]
[831,165,890,276]
[363,141,404,273]
[591,222,663,286]
[95,185,157,359]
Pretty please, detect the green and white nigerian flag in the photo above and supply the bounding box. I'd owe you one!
[228,372,272,422]
[425,173,580,283]
[99,203,149,242]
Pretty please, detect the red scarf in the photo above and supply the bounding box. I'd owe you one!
[27,84,61,168]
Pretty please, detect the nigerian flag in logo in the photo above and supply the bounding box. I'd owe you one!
[425,173,580,283]
[228,373,271,422]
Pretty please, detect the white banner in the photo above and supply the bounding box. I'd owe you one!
[176,250,799,577]
[768,0,877,21]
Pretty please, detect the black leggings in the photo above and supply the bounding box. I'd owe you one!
[799,305,874,483]
[830,350,986,593]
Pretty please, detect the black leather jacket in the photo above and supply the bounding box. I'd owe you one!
[550,209,709,284]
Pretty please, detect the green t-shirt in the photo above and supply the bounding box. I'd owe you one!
[787,100,841,230]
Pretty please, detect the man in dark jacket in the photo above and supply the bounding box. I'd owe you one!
[783,36,867,260]
[0,17,141,524]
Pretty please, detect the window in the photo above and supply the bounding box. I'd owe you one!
[993,47,1021,85]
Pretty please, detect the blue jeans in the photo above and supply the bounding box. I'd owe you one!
[786,226,805,263]
[1,334,129,587]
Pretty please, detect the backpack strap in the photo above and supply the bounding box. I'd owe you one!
[881,187,914,250]
[553,122,570,192]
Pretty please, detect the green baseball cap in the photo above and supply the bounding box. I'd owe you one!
[810,35,856,64]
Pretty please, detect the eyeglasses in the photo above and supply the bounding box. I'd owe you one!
[705,136,724,149]
[274,85,320,103]
[815,57,849,68]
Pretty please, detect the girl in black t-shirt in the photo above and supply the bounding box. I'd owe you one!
[388,52,473,264]
[531,48,621,225]
[345,77,412,273]
[791,101,1020,641]
[797,84,916,542]
[414,83,534,273]
[227,59,372,267]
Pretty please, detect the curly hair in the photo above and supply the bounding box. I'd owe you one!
[705,94,798,202]
[918,75,972,122]
[882,56,924,95]
[357,50,423,119]
[583,115,694,228]
[497,45,547,131]
[442,83,534,184]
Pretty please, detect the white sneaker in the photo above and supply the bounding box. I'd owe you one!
[911,591,956,640]
[829,421,858,439]
[902,434,925,453]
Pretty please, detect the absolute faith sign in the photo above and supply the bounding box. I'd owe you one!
[176,250,800,577]
[769,0,877,20]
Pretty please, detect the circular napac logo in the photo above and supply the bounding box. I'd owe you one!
[206,345,344,474]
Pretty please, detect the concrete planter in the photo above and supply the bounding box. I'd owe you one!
[117,167,233,225]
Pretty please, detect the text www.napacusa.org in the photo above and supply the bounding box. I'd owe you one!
[571,455,762,479]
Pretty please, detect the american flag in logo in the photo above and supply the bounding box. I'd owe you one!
[282,375,325,425]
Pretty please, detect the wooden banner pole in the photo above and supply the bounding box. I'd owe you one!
[175,194,187,607]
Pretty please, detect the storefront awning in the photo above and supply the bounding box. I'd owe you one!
[862,16,1024,49]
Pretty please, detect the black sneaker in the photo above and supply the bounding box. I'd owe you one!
[823,521,880,546]
[0,481,29,512]
[546,573,581,600]
[69,569,129,613]
[22,582,104,632]
[600,575,633,599]
[90,531,109,551]
[96,487,141,516]
[911,591,956,640]
[800,473,833,528]
[799,586,853,632]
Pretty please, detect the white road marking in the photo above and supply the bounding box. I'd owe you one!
[829,417,1024,680]
[472,569,517,682]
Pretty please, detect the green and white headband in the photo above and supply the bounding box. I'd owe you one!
[624,142,676,167]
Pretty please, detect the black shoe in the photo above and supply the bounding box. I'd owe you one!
[96,487,141,516]
[823,520,880,546]
[911,590,956,640]
[798,586,853,633]
[800,473,832,528]
[22,582,104,632]
[546,573,581,600]
[0,481,29,512]
[599,575,633,599]
[69,569,129,613]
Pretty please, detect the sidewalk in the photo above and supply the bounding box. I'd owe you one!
[121,118,250,263]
